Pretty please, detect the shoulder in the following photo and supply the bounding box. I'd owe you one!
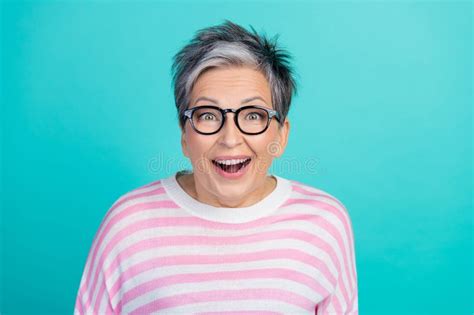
[285,178,357,255]
[104,178,172,220]
[111,179,165,208]
[285,178,354,227]
[85,178,175,257]
[92,178,173,239]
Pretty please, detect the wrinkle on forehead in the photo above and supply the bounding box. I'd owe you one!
[191,67,272,108]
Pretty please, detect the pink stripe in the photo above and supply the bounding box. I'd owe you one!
[111,248,334,300]
[104,226,341,287]
[291,184,357,285]
[129,288,314,314]
[94,213,294,310]
[100,212,350,306]
[347,282,358,311]
[291,184,354,252]
[88,184,357,312]
[100,214,336,288]
[76,285,91,314]
[282,198,356,291]
[319,291,344,315]
[79,191,171,311]
[122,268,323,309]
[100,230,341,314]
[87,199,178,314]
[102,184,164,235]
[100,212,342,277]
[92,273,122,314]
[286,199,356,301]
[141,179,162,189]
[79,184,164,303]
[329,290,344,313]
[317,269,354,313]
[286,185,357,312]
[74,296,83,314]
[197,312,282,315]
[104,295,116,314]
[291,184,346,210]
[282,198,355,307]
[122,256,336,304]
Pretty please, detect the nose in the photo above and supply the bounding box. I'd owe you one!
[218,113,243,148]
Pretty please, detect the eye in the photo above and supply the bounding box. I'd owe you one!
[245,112,264,120]
[198,112,217,121]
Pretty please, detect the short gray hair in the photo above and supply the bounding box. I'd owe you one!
[171,20,298,130]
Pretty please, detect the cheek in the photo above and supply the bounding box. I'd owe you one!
[250,133,279,170]
[254,129,280,156]
[187,135,222,177]
[185,133,214,160]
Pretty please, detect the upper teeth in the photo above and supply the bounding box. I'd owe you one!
[215,158,249,165]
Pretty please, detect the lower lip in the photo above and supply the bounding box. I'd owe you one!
[212,160,251,180]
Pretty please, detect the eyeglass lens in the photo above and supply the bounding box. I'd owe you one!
[191,107,269,134]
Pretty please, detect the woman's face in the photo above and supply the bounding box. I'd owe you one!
[181,66,290,207]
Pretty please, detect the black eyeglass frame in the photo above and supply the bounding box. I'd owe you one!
[183,105,281,135]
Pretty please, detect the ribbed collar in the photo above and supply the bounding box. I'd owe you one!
[161,171,292,224]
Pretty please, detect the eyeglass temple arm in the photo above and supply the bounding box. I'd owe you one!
[268,109,281,122]
[183,109,192,119]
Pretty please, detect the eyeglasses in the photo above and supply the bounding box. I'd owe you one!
[183,105,281,135]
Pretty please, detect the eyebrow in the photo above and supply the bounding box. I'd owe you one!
[193,96,268,105]
[194,97,218,105]
[242,96,268,104]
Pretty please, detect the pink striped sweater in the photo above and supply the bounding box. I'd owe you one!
[74,172,358,314]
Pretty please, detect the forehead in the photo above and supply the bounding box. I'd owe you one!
[190,66,271,103]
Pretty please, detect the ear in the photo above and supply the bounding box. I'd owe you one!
[276,118,290,158]
[181,130,190,158]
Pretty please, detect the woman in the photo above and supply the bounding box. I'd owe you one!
[75,20,358,314]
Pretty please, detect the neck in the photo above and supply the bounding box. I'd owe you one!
[177,172,276,208]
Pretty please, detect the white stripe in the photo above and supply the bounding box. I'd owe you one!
[98,292,108,315]
[88,181,349,292]
[112,257,334,308]
[280,202,355,304]
[89,271,105,313]
[98,276,114,315]
[131,299,312,315]
[82,180,163,276]
[87,187,168,307]
[334,286,348,312]
[96,211,352,312]
[101,220,344,282]
[124,278,322,314]
[290,188,357,290]
[83,180,356,314]
[96,204,349,273]
[109,241,336,292]
[327,302,337,314]
[102,225,343,309]
[107,235,338,287]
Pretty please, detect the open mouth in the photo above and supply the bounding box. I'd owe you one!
[211,158,252,174]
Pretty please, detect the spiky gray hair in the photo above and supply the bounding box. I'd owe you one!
[171,20,297,131]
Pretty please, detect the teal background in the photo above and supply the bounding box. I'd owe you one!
[1,0,472,314]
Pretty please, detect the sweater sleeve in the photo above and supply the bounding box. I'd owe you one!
[316,204,359,315]
[74,265,115,315]
[316,270,358,314]
[74,209,117,315]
